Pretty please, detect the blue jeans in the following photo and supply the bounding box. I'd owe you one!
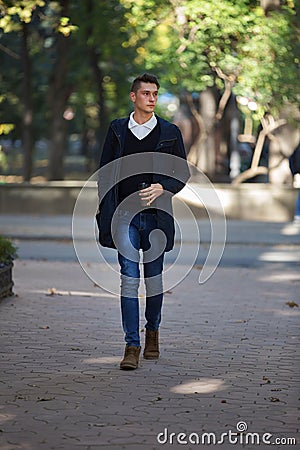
[295,190,300,217]
[114,210,165,347]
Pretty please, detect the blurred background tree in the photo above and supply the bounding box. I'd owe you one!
[0,0,299,181]
[120,0,299,180]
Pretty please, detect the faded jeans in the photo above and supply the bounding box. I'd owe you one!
[114,210,165,347]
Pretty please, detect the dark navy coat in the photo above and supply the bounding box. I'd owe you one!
[96,115,190,252]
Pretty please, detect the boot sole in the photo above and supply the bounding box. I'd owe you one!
[120,363,138,370]
[143,354,159,360]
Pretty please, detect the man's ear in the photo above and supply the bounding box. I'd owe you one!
[129,91,136,103]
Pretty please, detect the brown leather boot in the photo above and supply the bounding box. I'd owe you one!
[143,329,159,360]
[120,345,141,370]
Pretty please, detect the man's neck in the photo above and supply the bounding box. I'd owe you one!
[132,111,153,125]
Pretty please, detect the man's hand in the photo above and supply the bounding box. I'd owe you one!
[139,183,163,206]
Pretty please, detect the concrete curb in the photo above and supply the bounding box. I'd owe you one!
[0,181,298,221]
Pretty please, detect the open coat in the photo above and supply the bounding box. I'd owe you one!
[96,115,190,252]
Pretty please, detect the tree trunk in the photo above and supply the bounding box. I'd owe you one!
[88,47,107,166]
[260,0,280,15]
[197,88,218,177]
[48,0,70,181]
[21,22,34,182]
[85,0,108,168]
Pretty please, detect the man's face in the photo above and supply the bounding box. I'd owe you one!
[130,82,158,114]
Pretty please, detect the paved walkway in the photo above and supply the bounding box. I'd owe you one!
[1,215,300,245]
[0,217,299,449]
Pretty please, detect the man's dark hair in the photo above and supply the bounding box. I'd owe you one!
[130,73,160,93]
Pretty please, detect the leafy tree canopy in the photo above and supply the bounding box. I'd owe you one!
[121,0,299,117]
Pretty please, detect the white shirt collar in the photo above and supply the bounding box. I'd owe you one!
[128,112,157,140]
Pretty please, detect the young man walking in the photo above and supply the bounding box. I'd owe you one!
[97,73,190,370]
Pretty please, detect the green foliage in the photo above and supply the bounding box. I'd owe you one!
[0,236,17,263]
[0,122,14,170]
[234,5,299,115]
[70,0,136,123]
[0,0,45,30]
[0,123,14,134]
[121,0,299,117]
[0,0,299,178]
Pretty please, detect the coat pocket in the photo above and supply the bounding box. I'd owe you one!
[157,139,177,154]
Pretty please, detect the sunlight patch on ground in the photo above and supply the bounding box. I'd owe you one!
[82,356,120,364]
[258,251,300,262]
[258,272,300,282]
[170,378,227,395]
[271,309,300,317]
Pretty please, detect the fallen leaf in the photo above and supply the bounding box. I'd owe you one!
[261,376,271,385]
[46,288,63,296]
[285,301,299,308]
[269,397,280,402]
[46,288,57,296]
[39,325,50,329]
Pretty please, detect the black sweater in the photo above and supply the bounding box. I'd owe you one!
[118,124,160,209]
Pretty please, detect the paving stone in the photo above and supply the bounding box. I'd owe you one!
[0,259,299,449]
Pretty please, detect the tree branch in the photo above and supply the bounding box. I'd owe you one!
[232,116,286,184]
[0,43,20,60]
[214,66,237,121]
[176,25,201,54]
